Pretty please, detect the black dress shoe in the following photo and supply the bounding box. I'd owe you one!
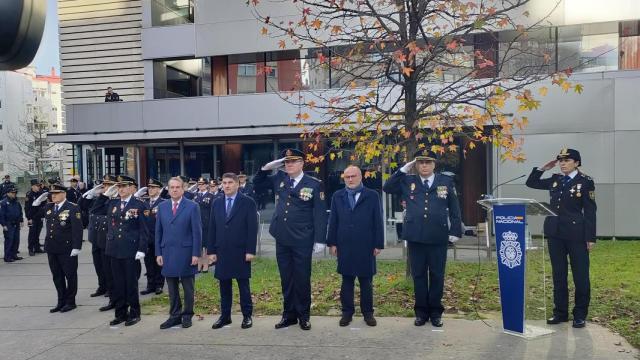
[140,288,155,295]
[60,304,77,313]
[4,258,14,263]
[241,316,253,329]
[160,318,182,329]
[99,303,115,312]
[155,288,163,295]
[109,318,126,326]
[125,317,141,326]
[364,315,377,327]
[572,319,586,328]
[90,289,106,297]
[211,317,232,329]
[546,316,569,325]
[13,256,23,260]
[299,319,311,330]
[182,317,192,328]
[339,315,352,327]
[431,317,443,327]
[50,304,63,313]
[35,249,45,253]
[274,317,297,329]
[29,251,35,256]
[414,317,428,326]
[104,292,110,298]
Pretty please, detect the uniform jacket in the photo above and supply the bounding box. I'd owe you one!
[194,191,216,242]
[0,198,23,226]
[25,190,45,220]
[526,168,597,242]
[42,201,83,254]
[105,197,149,259]
[383,171,462,245]
[88,194,112,248]
[155,197,202,277]
[326,187,384,277]
[143,196,165,248]
[254,170,327,247]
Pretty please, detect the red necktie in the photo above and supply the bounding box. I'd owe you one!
[172,201,178,216]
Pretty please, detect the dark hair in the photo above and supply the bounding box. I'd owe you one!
[221,172,238,182]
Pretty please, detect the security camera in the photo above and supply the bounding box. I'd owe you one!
[0,0,47,70]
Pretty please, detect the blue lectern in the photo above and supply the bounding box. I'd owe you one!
[478,198,556,338]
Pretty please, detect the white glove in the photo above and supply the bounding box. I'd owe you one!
[448,235,460,243]
[261,158,285,171]
[70,249,81,257]
[400,160,416,173]
[187,184,198,193]
[104,184,118,198]
[32,192,49,206]
[135,251,145,260]
[82,184,103,200]
[313,243,326,254]
[134,186,148,198]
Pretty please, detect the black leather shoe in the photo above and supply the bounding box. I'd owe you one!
[99,303,115,312]
[160,318,181,329]
[339,315,352,327]
[109,318,126,326]
[4,258,14,263]
[140,288,155,295]
[274,317,297,329]
[60,304,77,313]
[182,317,192,328]
[90,289,106,297]
[241,316,253,329]
[546,316,569,325]
[103,292,110,298]
[211,317,232,329]
[49,304,63,313]
[414,317,428,326]
[364,315,377,327]
[29,251,35,256]
[155,288,163,295]
[572,319,586,328]
[431,317,443,327]
[299,319,311,330]
[35,249,45,253]
[13,256,23,260]
[125,317,141,326]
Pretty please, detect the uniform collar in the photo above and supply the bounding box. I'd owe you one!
[55,199,66,208]
[565,170,578,179]
[120,195,132,203]
[419,173,435,184]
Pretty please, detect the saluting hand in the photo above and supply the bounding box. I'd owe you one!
[261,157,286,171]
[540,159,557,171]
[400,159,416,173]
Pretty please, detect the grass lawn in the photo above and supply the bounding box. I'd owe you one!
[142,240,639,348]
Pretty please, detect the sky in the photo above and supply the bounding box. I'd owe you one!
[30,0,60,76]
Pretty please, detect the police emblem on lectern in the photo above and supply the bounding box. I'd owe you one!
[499,231,523,269]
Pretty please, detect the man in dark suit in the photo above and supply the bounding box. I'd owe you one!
[25,179,45,255]
[208,173,258,330]
[1,186,24,262]
[139,178,166,295]
[383,149,462,327]
[526,148,597,328]
[253,148,328,330]
[238,173,254,199]
[38,184,83,313]
[327,166,384,327]
[194,177,216,273]
[155,177,202,329]
[66,177,82,204]
[105,175,148,327]
[104,87,121,102]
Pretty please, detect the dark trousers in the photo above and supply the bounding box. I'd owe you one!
[27,219,43,252]
[47,252,78,306]
[219,278,252,318]
[340,275,374,317]
[3,224,19,260]
[91,243,107,291]
[111,257,140,320]
[166,276,195,320]
[276,243,312,321]
[144,245,164,290]
[408,242,448,319]
[547,237,591,320]
[102,252,114,301]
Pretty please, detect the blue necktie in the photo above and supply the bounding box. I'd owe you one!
[561,175,571,188]
[55,204,59,213]
[289,177,295,188]
[226,198,232,217]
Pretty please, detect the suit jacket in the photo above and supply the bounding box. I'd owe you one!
[326,187,384,277]
[105,197,149,259]
[383,171,462,245]
[155,197,202,277]
[254,170,327,247]
[43,201,83,254]
[526,168,597,242]
[207,193,258,280]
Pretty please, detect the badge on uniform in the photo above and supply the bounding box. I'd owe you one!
[75,212,81,219]
[112,207,117,213]
[143,209,150,216]
[410,183,416,192]
[589,191,595,200]
[299,187,314,201]
[152,207,158,214]
[46,209,52,215]
[552,181,558,188]
[437,186,448,199]
[280,182,285,188]
[320,192,325,200]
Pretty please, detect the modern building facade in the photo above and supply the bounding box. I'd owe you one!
[51,0,640,237]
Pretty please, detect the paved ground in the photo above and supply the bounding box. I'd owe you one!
[0,228,637,360]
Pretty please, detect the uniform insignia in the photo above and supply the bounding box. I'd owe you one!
[589,191,595,200]
[152,207,158,214]
[60,221,66,226]
[577,184,582,190]
[286,149,293,156]
[112,207,117,213]
[576,192,582,198]
[280,182,284,188]
[320,192,325,200]
[299,187,314,201]
[59,210,70,221]
[410,183,416,191]
[143,209,150,216]
[436,186,448,199]
[552,181,557,188]
[46,209,52,215]
[559,147,569,156]
[76,212,81,219]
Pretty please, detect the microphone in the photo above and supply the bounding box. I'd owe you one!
[483,174,526,199]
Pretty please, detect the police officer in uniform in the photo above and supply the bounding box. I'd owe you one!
[254,148,328,330]
[193,177,216,273]
[526,148,596,328]
[238,173,255,199]
[25,179,46,256]
[39,184,83,313]
[179,175,196,200]
[66,177,82,204]
[383,149,462,327]
[105,175,149,327]
[0,175,16,199]
[1,186,24,262]
[140,178,165,295]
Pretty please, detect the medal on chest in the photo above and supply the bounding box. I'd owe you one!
[437,186,448,199]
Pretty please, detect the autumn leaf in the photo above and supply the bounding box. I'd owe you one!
[331,25,342,35]
[538,86,548,96]
[574,84,584,94]
[278,40,286,49]
[402,67,414,77]
[446,40,458,51]
[260,27,268,35]
[311,19,323,30]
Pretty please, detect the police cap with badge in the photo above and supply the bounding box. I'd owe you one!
[49,183,67,193]
[281,148,304,161]
[115,175,137,186]
[556,148,581,165]
[414,149,438,162]
[197,177,208,184]
[148,178,163,188]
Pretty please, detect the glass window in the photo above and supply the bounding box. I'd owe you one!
[154,59,204,98]
[184,145,214,179]
[558,22,618,73]
[619,20,640,70]
[228,53,266,94]
[499,27,556,77]
[147,146,180,184]
[265,50,330,92]
[151,0,194,26]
